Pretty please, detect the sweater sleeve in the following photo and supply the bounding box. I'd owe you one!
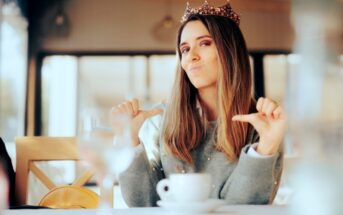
[118,112,164,207]
[220,143,283,204]
[118,144,163,207]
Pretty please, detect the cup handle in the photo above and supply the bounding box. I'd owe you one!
[156,179,171,201]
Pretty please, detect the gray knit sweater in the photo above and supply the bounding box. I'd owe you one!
[118,111,283,207]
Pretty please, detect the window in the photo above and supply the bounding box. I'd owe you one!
[40,54,176,136]
[149,55,177,103]
[41,56,78,136]
[0,3,28,143]
[263,55,288,104]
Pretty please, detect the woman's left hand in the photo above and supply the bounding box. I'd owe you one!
[232,97,286,156]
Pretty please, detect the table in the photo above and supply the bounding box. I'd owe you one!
[3,205,288,215]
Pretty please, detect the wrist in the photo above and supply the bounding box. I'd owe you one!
[131,135,140,147]
[256,140,279,156]
[130,127,140,146]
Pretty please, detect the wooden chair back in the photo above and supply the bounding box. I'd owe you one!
[15,136,112,207]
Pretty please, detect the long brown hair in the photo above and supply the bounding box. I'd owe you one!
[162,14,255,163]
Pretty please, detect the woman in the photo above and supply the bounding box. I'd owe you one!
[114,1,286,207]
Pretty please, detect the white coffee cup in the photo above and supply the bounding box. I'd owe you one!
[156,173,211,202]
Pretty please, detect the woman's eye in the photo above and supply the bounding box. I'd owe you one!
[200,40,212,46]
[180,47,189,54]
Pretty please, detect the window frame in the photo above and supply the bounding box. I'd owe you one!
[33,50,291,135]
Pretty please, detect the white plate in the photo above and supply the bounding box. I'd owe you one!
[157,199,225,213]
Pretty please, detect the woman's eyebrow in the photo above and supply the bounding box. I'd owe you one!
[179,35,212,48]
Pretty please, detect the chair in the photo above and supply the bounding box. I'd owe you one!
[0,137,16,206]
[15,136,114,207]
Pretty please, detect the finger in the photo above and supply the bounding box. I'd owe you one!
[232,113,267,132]
[256,97,264,112]
[123,101,135,116]
[117,104,127,113]
[260,98,270,115]
[232,113,258,124]
[264,102,277,118]
[140,108,163,120]
[260,98,275,113]
[273,106,284,119]
[131,99,139,115]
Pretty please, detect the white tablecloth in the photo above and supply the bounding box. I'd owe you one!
[4,205,288,215]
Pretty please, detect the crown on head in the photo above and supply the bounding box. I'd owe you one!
[181,0,240,25]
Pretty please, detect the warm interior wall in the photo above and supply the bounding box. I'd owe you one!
[26,0,294,135]
[40,0,294,52]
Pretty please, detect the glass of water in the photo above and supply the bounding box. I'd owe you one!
[78,108,135,214]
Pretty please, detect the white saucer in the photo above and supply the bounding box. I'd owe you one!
[157,199,225,213]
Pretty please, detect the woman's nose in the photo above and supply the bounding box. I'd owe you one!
[188,47,200,62]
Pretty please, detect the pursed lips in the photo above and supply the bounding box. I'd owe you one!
[189,65,202,74]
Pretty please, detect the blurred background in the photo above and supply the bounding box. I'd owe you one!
[0,0,298,140]
[0,0,342,208]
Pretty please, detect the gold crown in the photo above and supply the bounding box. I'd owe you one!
[181,0,240,25]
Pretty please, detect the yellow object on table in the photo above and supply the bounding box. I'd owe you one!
[39,185,99,209]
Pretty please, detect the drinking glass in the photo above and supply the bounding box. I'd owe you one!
[78,108,135,214]
[287,0,343,214]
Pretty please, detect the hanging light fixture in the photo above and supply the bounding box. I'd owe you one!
[152,0,179,43]
[49,1,70,37]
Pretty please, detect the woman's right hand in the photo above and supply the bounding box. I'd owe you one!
[111,98,163,146]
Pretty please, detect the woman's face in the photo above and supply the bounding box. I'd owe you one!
[179,20,221,91]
